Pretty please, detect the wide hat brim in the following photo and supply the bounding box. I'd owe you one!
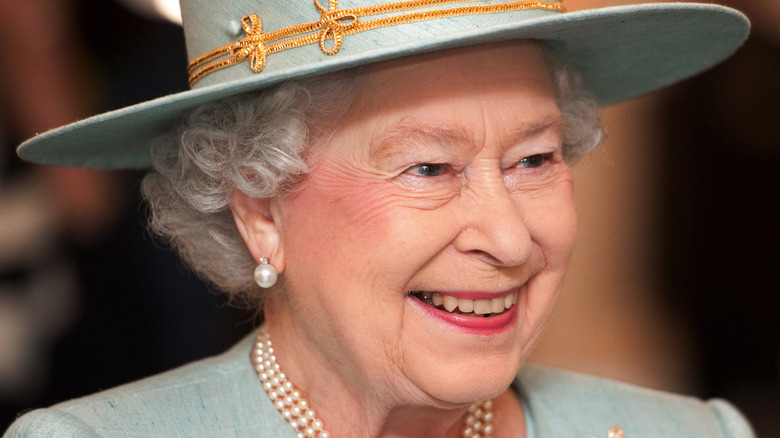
[18,2,748,168]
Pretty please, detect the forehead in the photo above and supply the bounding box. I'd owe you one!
[334,40,560,153]
[354,40,553,104]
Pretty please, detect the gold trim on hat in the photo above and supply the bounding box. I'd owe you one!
[187,0,566,87]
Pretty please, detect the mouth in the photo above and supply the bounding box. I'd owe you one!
[409,290,518,318]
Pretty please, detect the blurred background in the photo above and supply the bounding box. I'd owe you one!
[0,0,777,435]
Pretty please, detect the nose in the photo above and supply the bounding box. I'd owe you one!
[452,172,532,267]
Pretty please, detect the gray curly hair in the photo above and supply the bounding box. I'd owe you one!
[141,51,604,305]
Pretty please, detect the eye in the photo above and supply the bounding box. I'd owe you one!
[406,163,445,177]
[518,153,552,169]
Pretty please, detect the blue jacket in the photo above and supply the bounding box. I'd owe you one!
[4,332,754,437]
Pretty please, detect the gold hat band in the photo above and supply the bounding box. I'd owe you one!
[187,0,566,87]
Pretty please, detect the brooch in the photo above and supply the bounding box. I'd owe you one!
[592,425,625,438]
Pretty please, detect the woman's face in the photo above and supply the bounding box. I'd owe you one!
[266,41,576,406]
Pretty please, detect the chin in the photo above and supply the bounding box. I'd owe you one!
[401,338,526,407]
[421,364,520,407]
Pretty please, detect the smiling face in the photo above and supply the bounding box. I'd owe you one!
[254,41,577,409]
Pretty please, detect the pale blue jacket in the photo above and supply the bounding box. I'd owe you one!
[4,332,754,437]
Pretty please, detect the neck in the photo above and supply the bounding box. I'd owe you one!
[378,404,472,438]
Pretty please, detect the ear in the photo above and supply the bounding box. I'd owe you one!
[230,190,285,274]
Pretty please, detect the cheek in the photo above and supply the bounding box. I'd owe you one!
[281,162,408,280]
[525,171,577,269]
[518,171,576,332]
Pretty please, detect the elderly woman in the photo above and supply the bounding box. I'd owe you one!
[5,0,753,437]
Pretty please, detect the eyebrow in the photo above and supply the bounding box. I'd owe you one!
[371,115,566,162]
[371,124,472,162]
[505,115,566,146]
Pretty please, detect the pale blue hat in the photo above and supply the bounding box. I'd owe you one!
[18,0,749,168]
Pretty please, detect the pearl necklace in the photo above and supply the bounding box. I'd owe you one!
[251,328,494,438]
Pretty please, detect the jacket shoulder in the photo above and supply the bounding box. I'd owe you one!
[518,365,754,438]
[4,333,294,437]
[4,408,99,438]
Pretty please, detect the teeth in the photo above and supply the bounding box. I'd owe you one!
[491,297,505,313]
[420,291,519,316]
[442,294,458,312]
[473,299,492,315]
[457,298,474,313]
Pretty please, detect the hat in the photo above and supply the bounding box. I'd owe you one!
[18,0,749,168]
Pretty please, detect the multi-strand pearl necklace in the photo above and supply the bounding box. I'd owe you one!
[462,399,494,437]
[251,328,494,438]
[252,329,329,437]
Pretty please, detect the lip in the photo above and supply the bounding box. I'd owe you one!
[408,288,520,335]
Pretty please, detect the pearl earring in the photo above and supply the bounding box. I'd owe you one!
[254,257,278,288]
